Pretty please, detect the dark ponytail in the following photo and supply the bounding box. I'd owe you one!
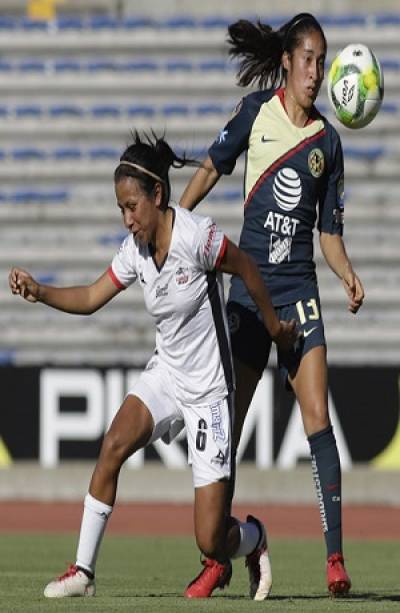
[228,13,326,90]
[115,131,199,208]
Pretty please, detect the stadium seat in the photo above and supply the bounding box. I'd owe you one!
[344,147,385,161]
[89,16,119,30]
[87,59,118,72]
[20,18,49,31]
[55,16,84,30]
[12,147,47,160]
[98,231,127,246]
[122,60,158,72]
[199,60,230,72]
[52,147,82,160]
[127,104,156,117]
[90,105,122,117]
[88,147,120,160]
[15,105,43,118]
[0,60,12,72]
[195,103,226,115]
[165,59,193,72]
[49,104,85,117]
[0,16,17,30]
[122,16,154,29]
[161,16,197,28]
[162,104,190,116]
[18,59,46,72]
[54,59,82,72]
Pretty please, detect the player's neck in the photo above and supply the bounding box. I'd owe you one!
[283,88,309,128]
[150,206,174,264]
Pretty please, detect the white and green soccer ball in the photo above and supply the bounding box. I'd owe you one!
[327,43,384,129]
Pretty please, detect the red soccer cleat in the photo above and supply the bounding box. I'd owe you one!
[327,553,351,596]
[184,558,232,598]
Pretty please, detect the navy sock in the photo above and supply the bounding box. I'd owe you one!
[308,425,342,557]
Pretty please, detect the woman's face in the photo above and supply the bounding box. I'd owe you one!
[115,176,161,245]
[283,30,326,109]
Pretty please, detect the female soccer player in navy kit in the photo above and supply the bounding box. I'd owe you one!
[181,13,364,596]
[9,133,296,600]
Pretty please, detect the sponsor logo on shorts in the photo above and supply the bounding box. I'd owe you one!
[210,402,225,442]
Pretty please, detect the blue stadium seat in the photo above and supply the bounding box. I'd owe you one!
[91,105,121,118]
[200,17,231,28]
[87,59,118,72]
[209,189,242,202]
[18,59,46,72]
[55,16,84,30]
[0,16,17,30]
[381,102,399,113]
[126,104,156,117]
[12,147,47,160]
[54,59,82,72]
[52,147,82,160]
[49,104,85,117]
[98,231,127,246]
[375,13,400,26]
[162,17,197,28]
[89,15,119,30]
[122,16,154,29]
[198,60,230,72]
[344,146,385,161]
[165,59,193,72]
[0,60,12,72]
[195,103,226,115]
[319,14,367,27]
[10,188,69,203]
[15,105,43,118]
[380,59,400,71]
[88,147,120,160]
[122,60,158,71]
[0,105,8,117]
[20,18,49,31]
[0,351,15,365]
[36,273,58,285]
[162,104,190,116]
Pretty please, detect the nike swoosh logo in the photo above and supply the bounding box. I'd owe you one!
[261,135,278,143]
[303,326,318,338]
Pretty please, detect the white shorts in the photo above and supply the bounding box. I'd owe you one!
[127,357,233,488]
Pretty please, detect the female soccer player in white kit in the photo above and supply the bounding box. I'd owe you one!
[9,133,296,600]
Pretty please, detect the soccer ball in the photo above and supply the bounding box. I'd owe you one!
[327,43,384,129]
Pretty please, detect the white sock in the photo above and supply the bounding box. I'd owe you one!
[75,493,113,575]
[231,520,261,559]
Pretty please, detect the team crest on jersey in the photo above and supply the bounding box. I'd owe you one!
[269,234,292,264]
[308,148,325,178]
[175,266,190,286]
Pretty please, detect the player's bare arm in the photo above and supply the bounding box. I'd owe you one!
[9,267,120,314]
[218,239,297,349]
[180,155,220,211]
[319,232,365,313]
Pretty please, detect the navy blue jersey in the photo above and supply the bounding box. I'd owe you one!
[209,88,344,307]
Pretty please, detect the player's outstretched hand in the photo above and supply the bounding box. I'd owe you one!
[273,319,298,351]
[9,267,40,303]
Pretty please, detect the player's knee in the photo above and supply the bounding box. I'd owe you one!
[303,405,329,435]
[100,429,137,467]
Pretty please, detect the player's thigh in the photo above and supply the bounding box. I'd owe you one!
[289,345,330,435]
[125,356,181,445]
[227,301,271,445]
[103,394,155,459]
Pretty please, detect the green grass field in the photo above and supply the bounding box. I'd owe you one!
[0,534,399,612]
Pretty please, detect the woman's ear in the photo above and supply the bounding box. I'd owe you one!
[282,50,290,72]
[154,182,163,208]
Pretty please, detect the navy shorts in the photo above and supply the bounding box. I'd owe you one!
[227,293,326,387]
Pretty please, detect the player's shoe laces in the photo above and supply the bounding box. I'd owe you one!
[43,564,95,598]
[245,514,272,600]
[184,558,232,598]
[327,553,351,596]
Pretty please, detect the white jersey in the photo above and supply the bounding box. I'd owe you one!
[108,206,234,405]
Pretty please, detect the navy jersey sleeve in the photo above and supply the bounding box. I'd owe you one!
[318,126,344,236]
[208,96,254,175]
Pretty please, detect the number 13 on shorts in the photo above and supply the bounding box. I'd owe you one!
[296,297,320,324]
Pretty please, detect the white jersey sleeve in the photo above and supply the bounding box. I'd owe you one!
[108,234,138,289]
[194,216,228,271]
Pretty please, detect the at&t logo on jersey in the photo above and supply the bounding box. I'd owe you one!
[273,167,302,212]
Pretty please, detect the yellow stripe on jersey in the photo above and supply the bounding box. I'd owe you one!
[245,94,325,199]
